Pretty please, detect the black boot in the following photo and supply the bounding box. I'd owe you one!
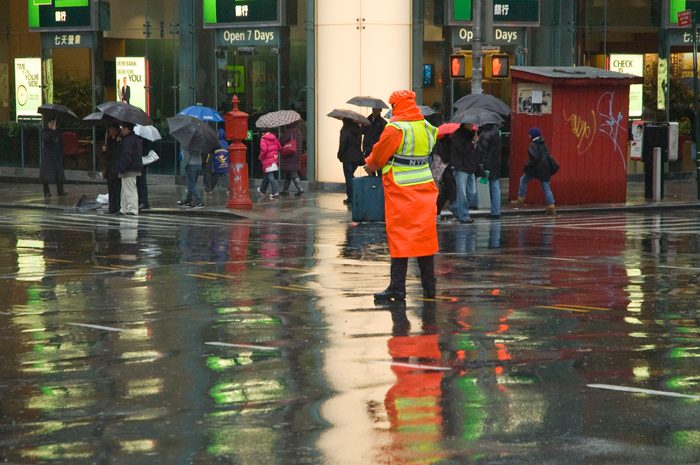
[418,255,437,298]
[375,258,407,300]
[293,178,304,195]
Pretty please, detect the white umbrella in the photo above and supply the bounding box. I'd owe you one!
[134,124,162,142]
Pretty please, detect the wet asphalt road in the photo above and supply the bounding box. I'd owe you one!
[2,204,700,464]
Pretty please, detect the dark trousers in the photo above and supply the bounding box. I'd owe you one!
[136,166,149,207]
[107,177,122,213]
[388,255,436,294]
[436,171,457,215]
[343,162,363,200]
[202,159,213,192]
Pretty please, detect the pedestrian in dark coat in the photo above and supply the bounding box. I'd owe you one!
[434,135,456,216]
[476,123,502,218]
[338,118,364,204]
[510,127,556,215]
[116,123,143,215]
[280,121,304,195]
[101,123,122,213]
[362,108,386,176]
[451,124,479,223]
[40,119,67,197]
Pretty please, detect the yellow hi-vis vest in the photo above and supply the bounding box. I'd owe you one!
[383,120,439,186]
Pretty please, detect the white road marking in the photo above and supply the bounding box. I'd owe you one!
[67,322,125,332]
[369,360,452,371]
[205,341,278,351]
[587,383,700,399]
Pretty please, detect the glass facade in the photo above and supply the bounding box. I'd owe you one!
[0,1,696,178]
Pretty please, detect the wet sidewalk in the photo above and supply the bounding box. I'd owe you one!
[1,168,700,219]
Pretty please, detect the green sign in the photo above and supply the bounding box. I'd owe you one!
[28,0,93,30]
[450,0,539,26]
[669,0,700,25]
[204,0,280,28]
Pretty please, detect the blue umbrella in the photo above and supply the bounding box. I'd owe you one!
[178,105,224,122]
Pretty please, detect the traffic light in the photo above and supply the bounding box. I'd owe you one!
[487,54,510,78]
[450,53,472,79]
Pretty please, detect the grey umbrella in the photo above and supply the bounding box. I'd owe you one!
[168,114,220,154]
[38,103,78,121]
[383,105,436,119]
[450,107,504,127]
[255,110,301,128]
[453,93,511,117]
[327,109,371,126]
[97,101,153,126]
[347,96,389,109]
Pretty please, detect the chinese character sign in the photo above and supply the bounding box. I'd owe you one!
[116,57,149,113]
[28,0,93,29]
[203,0,279,26]
[15,58,42,123]
[451,0,539,25]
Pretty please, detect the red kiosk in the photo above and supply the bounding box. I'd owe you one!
[509,66,642,205]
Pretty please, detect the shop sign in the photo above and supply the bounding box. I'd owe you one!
[204,0,281,28]
[28,0,95,31]
[41,32,93,49]
[449,0,539,26]
[15,58,42,124]
[609,54,643,118]
[668,28,700,46]
[218,27,279,46]
[116,57,149,114]
[453,27,522,46]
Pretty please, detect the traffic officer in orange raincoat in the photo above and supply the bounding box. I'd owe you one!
[364,90,441,300]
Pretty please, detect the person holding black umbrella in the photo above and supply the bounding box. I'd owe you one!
[40,118,67,197]
[337,117,364,204]
[362,107,386,177]
[116,123,143,215]
[102,123,122,213]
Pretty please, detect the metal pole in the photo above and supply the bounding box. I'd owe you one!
[472,0,483,94]
[653,147,662,201]
[693,12,700,199]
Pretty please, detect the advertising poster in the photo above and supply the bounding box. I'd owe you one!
[15,58,42,123]
[116,56,148,113]
[609,54,643,118]
[658,58,668,111]
[516,83,552,115]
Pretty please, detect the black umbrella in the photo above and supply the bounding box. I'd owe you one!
[453,93,511,117]
[168,114,220,154]
[327,109,371,126]
[347,96,389,109]
[451,107,504,127]
[384,105,436,119]
[97,101,153,126]
[82,111,120,126]
[38,103,78,121]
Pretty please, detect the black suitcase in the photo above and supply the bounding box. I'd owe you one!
[352,176,385,222]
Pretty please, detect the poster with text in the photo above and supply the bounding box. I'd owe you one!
[15,58,42,123]
[116,57,148,113]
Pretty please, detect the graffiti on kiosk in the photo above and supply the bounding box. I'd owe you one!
[597,91,626,169]
[563,110,595,153]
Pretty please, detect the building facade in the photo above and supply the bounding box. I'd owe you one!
[0,1,693,182]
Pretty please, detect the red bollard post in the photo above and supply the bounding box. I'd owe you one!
[224,95,253,210]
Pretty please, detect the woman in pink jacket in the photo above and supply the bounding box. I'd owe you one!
[258,130,282,198]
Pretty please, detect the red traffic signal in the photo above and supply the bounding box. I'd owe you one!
[489,55,510,78]
[450,54,472,79]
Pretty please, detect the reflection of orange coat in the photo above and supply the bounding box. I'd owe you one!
[365,101,438,258]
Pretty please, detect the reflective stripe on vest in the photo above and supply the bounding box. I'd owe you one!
[382,120,438,186]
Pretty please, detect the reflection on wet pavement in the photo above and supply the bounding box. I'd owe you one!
[2,208,700,463]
